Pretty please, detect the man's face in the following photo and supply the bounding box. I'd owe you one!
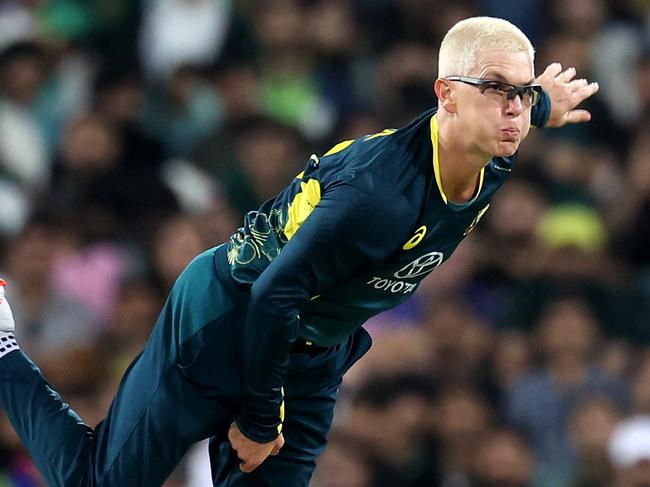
[451,50,534,158]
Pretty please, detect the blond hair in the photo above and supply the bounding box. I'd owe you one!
[438,17,534,77]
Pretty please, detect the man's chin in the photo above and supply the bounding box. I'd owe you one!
[493,140,520,157]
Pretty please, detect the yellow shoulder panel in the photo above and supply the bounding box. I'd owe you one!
[323,139,355,157]
[365,128,397,140]
[283,179,322,240]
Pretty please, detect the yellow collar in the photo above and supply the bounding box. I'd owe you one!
[430,115,484,206]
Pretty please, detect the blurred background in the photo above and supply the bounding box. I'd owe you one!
[0,0,648,486]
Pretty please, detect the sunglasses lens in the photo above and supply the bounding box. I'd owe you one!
[468,78,541,106]
[507,87,539,106]
[530,88,541,106]
[522,87,540,106]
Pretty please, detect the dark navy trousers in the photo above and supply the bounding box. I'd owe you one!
[0,245,372,486]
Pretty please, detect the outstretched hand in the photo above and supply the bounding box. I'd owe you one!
[228,422,285,473]
[535,63,600,128]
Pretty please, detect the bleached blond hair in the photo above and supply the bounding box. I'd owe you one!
[438,17,535,77]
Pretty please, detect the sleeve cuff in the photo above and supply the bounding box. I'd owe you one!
[235,413,283,444]
[236,390,285,443]
[531,89,551,128]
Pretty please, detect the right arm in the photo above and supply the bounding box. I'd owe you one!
[235,173,414,443]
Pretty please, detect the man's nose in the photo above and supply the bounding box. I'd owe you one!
[505,93,524,116]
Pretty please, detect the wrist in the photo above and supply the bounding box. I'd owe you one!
[531,89,551,128]
[235,413,282,444]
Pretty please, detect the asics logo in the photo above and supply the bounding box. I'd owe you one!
[394,251,444,279]
[402,225,427,250]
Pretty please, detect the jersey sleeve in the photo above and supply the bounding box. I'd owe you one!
[235,173,413,442]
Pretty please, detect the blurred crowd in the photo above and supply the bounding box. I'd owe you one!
[0,0,648,486]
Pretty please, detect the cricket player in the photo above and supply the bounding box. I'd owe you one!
[0,17,599,487]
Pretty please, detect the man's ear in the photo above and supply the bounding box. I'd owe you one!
[434,78,457,113]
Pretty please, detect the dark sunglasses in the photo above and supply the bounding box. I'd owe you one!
[446,76,542,107]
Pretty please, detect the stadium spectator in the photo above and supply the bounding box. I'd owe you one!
[506,297,629,475]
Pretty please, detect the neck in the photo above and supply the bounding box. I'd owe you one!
[436,110,491,203]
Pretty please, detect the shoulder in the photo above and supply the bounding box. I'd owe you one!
[326,173,413,220]
[318,108,437,186]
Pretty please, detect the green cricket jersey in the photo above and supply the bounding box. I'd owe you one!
[227,95,551,441]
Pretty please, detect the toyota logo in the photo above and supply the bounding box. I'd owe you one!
[394,251,444,279]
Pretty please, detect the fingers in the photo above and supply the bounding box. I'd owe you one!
[239,458,264,473]
[556,66,577,83]
[228,424,285,474]
[542,62,563,79]
[568,78,589,91]
[568,81,599,112]
[238,439,283,472]
[235,447,268,473]
[580,81,600,99]
[270,434,285,456]
[565,109,592,124]
[234,450,266,473]
[567,78,599,93]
